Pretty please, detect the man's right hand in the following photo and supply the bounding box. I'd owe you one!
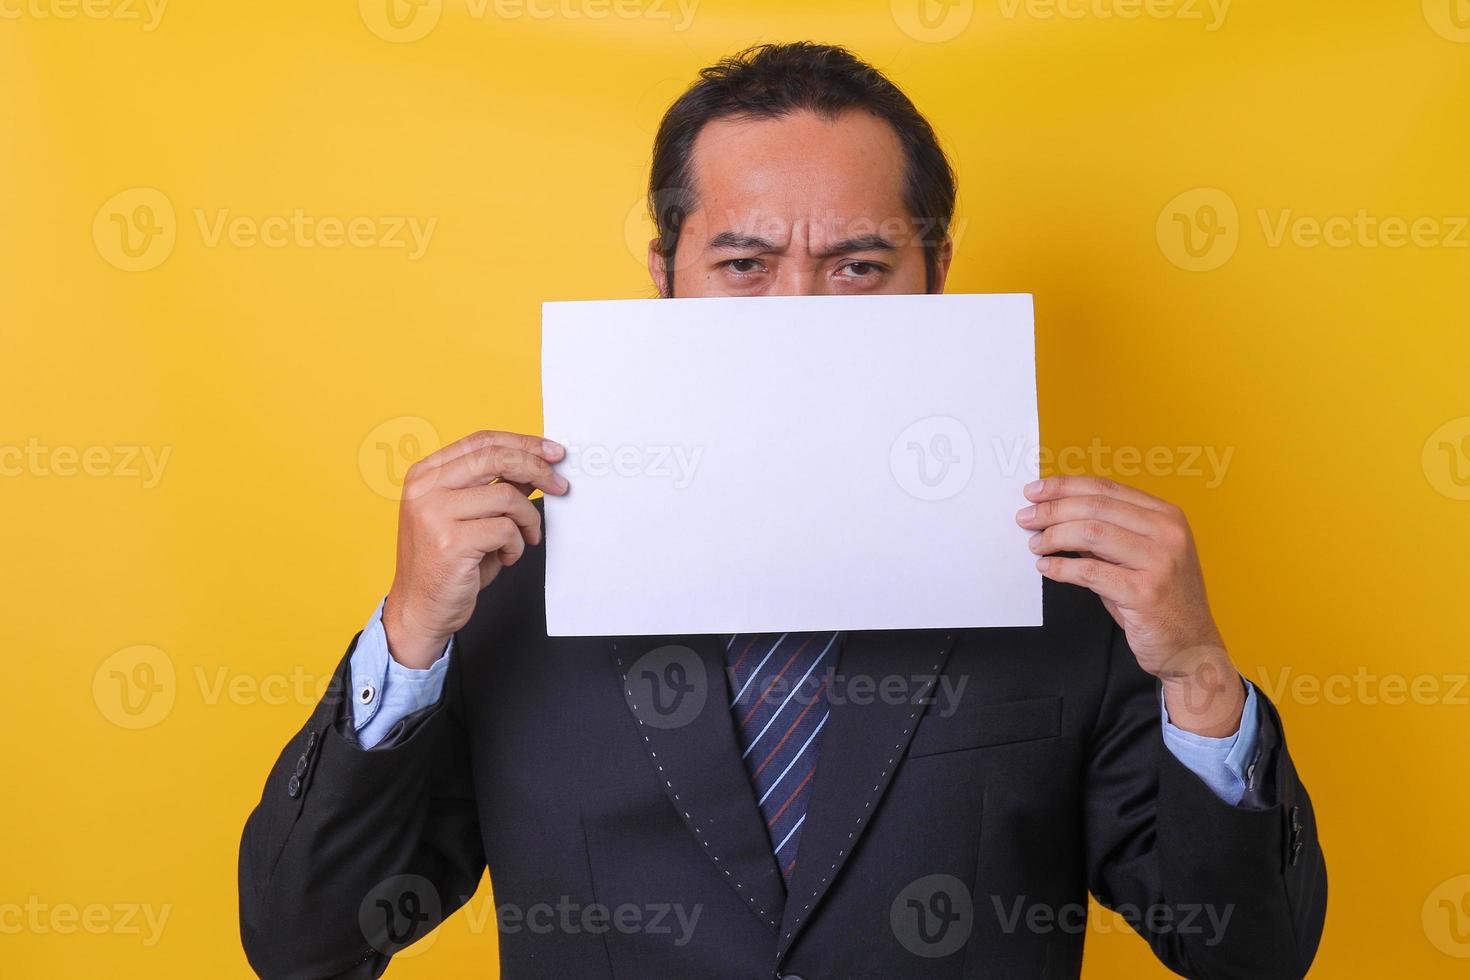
[383,430,568,668]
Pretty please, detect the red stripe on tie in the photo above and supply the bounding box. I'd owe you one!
[765,766,817,830]
[751,676,830,780]
[728,635,759,678]
[737,636,813,730]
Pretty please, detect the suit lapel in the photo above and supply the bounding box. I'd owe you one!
[611,634,786,933]
[775,629,956,961]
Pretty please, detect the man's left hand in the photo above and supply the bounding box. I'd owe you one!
[1016,475,1246,737]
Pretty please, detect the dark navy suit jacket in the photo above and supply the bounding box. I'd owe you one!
[239,505,1326,979]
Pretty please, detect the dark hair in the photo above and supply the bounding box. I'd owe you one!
[648,42,957,296]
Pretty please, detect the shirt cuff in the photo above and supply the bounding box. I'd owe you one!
[348,598,452,750]
[1159,680,1260,806]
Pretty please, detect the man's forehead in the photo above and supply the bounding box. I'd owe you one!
[684,109,911,244]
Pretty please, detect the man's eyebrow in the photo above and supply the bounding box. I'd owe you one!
[707,232,775,252]
[819,235,897,256]
[705,232,898,254]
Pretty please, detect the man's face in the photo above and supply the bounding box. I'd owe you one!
[649,109,950,298]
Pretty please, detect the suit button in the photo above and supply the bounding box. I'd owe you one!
[293,755,309,778]
[778,974,805,980]
[304,730,318,756]
[287,774,301,798]
[1290,840,1303,867]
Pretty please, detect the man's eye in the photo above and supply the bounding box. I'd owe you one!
[839,261,883,277]
[722,258,763,275]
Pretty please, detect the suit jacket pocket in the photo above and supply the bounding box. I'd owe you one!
[907,695,1062,759]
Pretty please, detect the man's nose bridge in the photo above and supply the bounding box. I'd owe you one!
[771,262,825,296]
[771,215,835,295]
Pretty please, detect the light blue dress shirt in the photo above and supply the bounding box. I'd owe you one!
[349,600,454,749]
[348,602,1260,805]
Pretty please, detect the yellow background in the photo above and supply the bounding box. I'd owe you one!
[3,0,1468,976]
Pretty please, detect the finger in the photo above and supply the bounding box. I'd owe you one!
[445,483,542,545]
[1035,555,1139,605]
[1023,475,1169,511]
[1029,520,1153,570]
[437,445,569,494]
[459,516,528,566]
[418,430,565,472]
[492,479,539,498]
[1016,494,1161,536]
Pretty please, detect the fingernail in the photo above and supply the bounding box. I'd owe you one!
[542,439,565,459]
[1016,505,1035,523]
[1024,479,1043,496]
[1035,557,1051,572]
[553,474,569,493]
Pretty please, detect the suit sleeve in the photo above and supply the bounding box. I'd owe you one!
[237,630,484,979]
[1083,621,1327,979]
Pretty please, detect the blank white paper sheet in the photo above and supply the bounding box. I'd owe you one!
[540,293,1041,636]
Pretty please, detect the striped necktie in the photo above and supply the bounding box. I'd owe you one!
[724,632,841,881]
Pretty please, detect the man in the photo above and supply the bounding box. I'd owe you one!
[239,42,1325,979]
